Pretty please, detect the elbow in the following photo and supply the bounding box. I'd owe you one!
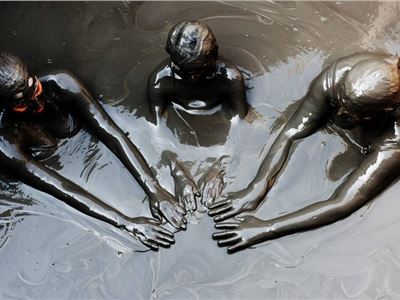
[282,131,295,143]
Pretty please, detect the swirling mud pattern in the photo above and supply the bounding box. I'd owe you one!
[1,2,400,299]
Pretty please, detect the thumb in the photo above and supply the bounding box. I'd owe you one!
[193,185,201,198]
[150,203,162,221]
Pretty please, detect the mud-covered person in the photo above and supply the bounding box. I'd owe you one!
[148,21,248,123]
[0,52,199,250]
[211,52,400,252]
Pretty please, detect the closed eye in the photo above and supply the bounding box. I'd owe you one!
[13,92,23,99]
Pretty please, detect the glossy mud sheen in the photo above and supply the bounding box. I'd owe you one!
[1,1,400,299]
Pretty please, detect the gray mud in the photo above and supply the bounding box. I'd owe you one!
[1,1,400,299]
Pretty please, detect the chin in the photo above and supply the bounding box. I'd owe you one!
[335,121,358,130]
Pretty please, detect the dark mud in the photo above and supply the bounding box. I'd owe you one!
[1,1,400,299]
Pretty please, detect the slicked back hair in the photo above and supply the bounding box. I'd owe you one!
[166,21,218,67]
[0,52,28,98]
[341,57,400,111]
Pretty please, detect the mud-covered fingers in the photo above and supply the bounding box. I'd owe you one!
[164,208,184,229]
[155,232,175,244]
[153,235,173,247]
[212,230,236,239]
[140,237,159,251]
[208,203,233,217]
[171,214,187,230]
[214,209,240,222]
[191,184,201,198]
[183,188,197,213]
[217,235,241,247]
[208,199,230,210]
[173,202,186,216]
[152,225,174,242]
[154,225,174,238]
[214,222,239,230]
[149,204,162,221]
[212,227,242,247]
[200,183,212,205]
[163,201,186,226]
[227,241,248,253]
[194,189,201,198]
[185,194,197,213]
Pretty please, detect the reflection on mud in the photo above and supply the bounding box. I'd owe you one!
[1,1,400,299]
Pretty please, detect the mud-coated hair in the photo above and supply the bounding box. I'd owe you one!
[340,56,400,111]
[165,21,218,66]
[0,52,29,98]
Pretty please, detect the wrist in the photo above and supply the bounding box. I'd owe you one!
[247,182,267,201]
[142,179,161,196]
[266,218,281,238]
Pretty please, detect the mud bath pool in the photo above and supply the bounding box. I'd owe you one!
[1,1,400,299]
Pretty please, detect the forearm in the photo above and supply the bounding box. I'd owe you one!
[247,89,330,196]
[246,133,294,197]
[13,159,130,229]
[103,128,160,195]
[76,91,161,195]
[266,147,400,239]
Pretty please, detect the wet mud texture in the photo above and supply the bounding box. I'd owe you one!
[1,1,400,299]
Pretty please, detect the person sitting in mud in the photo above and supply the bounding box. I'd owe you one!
[211,52,400,252]
[148,20,248,122]
[0,52,199,250]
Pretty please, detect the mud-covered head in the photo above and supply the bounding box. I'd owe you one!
[0,52,44,113]
[334,57,400,128]
[166,21,218,79]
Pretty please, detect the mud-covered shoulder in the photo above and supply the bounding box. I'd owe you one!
[330,52,397,72]
[39,71,83,94]
[148,59,173,87]
[215,59,244,82]
[0,129,27,162]
[147,59,174,104]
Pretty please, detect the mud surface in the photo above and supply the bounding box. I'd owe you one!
[1,1,400,299]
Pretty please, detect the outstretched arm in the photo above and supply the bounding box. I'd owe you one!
[0,134,174,249]
[41,72,186,229]
[214,138,400,252]
[210,72,332,221]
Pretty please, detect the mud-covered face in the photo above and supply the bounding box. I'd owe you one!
[173,58,216,81]
[6,75,44,114]
[333,82,386,129]
[333,107,368,129]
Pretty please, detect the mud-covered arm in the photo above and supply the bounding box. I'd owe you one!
[214,139,400,252]
[40,72,186,229]
[0,134,175,249]
[252,73,331,193]
[210,71,332,221]
[147,66,172,123]
[0,134,134,229]
[223,66,248,119]
[268,141,400,237]
[42,73,161,195]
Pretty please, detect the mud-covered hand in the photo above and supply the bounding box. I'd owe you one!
[148,187,187,230]
[208,186,266,222]
[125,217,175,250]
[200,169,226,208]
[212,215,273,253]
[172,167,200,214]
[197,156,227,208]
